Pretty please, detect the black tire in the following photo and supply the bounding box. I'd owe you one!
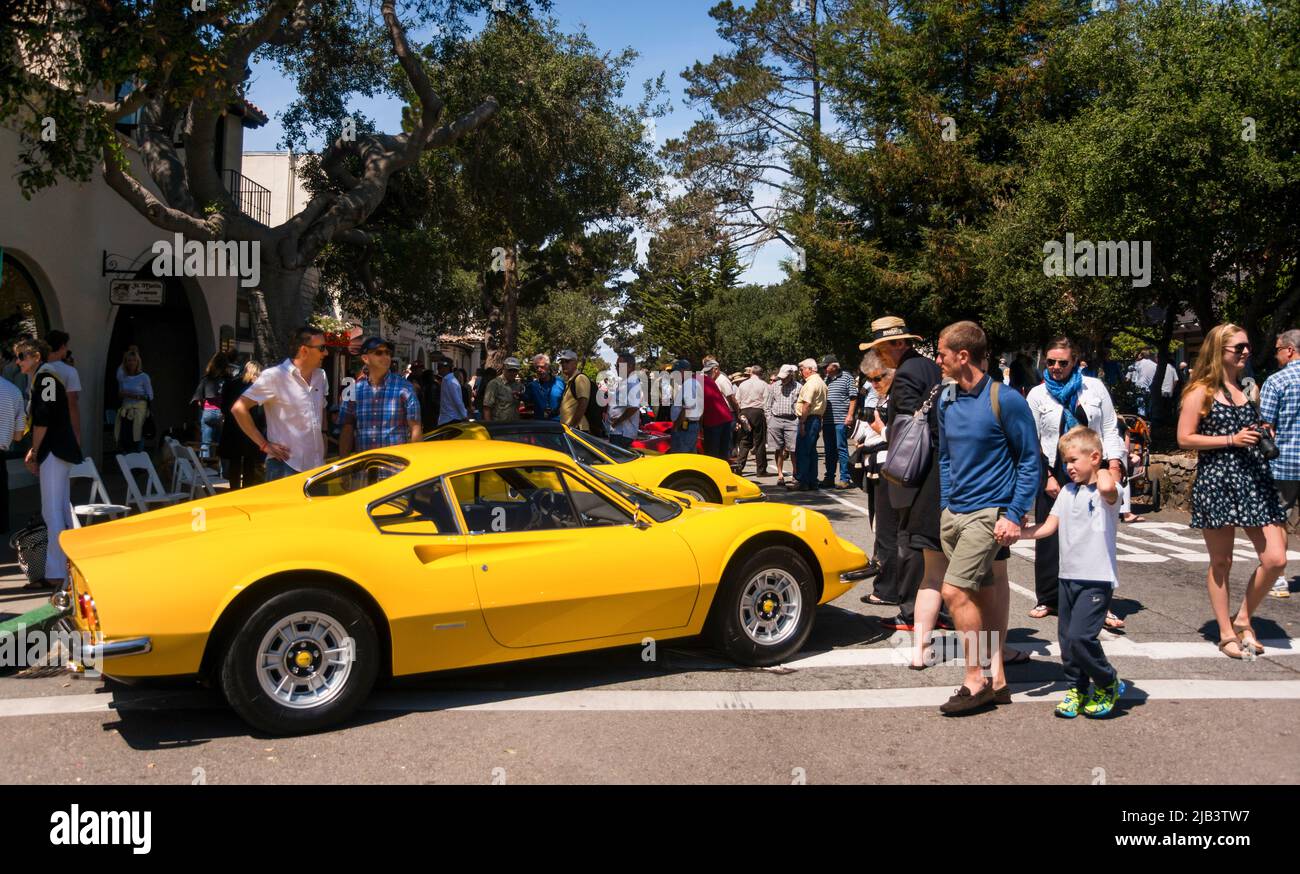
[708,544,817,666]
[220,587,379,735]
[662,473,721,503]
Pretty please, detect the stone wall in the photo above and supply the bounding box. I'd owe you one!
[1150,453,1196,512]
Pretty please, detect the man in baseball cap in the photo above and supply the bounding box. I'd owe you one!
[339,336,422,456]
[669,358,702,453]
[483,356,524,422]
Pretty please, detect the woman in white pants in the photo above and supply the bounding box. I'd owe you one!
[18,338,83,590]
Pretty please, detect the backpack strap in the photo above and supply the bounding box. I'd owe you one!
[990,380,1002,428]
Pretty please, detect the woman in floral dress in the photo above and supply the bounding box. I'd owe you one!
[1177,324,1287,658]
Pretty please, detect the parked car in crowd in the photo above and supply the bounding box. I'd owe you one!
[62,440,871,734]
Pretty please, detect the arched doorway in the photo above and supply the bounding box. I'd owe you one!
[0,251,51,358]
[103,272,200,452]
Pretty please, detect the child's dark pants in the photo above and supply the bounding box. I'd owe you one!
[1058,578,1118,693]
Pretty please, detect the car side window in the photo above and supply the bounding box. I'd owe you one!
[449,466,581,533]
[370,478,459,535]
[565,435,606,466]
[561,472,633,527]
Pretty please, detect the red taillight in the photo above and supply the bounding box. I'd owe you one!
[77,592,99,630]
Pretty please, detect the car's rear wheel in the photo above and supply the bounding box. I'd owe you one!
[220,588,378,735]
[662,473,720,503]
[709,545,816,666]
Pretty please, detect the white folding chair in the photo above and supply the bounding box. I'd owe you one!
[68,459,132,526]
[177,443,229,497]
[117,451,188,513]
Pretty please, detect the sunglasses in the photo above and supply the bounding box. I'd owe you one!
[304,343,327,351]
[366,349,393,357]
[1228,343,1251,355]
[1046,358,1072,367]
[866,374,887,382]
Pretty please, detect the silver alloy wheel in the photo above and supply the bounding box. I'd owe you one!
[679,486,709,501]
[255,611,355,710]
[738,568,802,646]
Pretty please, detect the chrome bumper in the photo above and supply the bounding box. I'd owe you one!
[839,565,880,583]
[91,637,153,660]
[735,493,768,504]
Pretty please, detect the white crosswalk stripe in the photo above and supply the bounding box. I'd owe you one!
[1011,522,1300,565]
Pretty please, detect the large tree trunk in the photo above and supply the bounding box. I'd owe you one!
[482,244,519,370]
[251,262,314,363]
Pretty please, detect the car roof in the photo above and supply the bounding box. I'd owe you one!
[370,437,574,473]
[456,420,567,435]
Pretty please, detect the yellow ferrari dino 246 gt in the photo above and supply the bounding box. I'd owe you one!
[63,441,870,735]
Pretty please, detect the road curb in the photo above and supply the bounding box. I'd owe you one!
[0,602,68,643]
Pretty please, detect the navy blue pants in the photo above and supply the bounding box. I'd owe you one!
[1058,578,1117,693]
[795,414,822,487]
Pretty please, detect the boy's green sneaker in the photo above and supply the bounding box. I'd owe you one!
[1054,688,1086,719]
[1083,679,1126,719]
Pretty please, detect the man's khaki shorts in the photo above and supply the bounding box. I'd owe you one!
[939,507,1005,591]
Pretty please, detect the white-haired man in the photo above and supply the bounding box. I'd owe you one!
[794,358,827,490]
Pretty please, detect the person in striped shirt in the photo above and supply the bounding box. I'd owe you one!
[821,355,855,489]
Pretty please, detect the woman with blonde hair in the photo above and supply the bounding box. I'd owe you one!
[219,359,264,489]
[1177,324,1287,658]
[114,345,153,452]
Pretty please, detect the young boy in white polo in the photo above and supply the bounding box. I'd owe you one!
[1019,425,1125,718]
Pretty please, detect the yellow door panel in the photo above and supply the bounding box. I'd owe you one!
[467,527,699,648]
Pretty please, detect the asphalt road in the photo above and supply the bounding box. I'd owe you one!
[1,471,1298,784]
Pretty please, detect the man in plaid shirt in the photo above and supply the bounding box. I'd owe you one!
[338,337,423,456]
[1261,328,1300,598]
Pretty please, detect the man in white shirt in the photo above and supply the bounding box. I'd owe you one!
[607,351,643,449]
[232,326,330,480]
[669,358,702,453]
[1126,350,1157,416]
[0,374,26,532]
[43,330,81,448]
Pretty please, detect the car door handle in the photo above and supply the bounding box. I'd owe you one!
[413,542,466,565]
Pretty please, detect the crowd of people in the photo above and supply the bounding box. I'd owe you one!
[0,315,1295,722]
[852,316,1295,717]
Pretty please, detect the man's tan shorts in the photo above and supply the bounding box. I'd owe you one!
[939,507,1004,591]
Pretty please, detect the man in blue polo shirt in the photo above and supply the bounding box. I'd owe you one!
[935,321,1040,715]
[524,353,565,420]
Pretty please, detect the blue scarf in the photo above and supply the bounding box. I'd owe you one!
[1043,367,1084,431]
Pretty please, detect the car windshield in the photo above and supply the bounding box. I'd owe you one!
[576,432,642,463]
[304,455,408,497]
[578,463,681,522]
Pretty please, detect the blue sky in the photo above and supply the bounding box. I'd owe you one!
[242,0,791,285]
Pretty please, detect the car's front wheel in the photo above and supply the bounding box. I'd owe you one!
[709,545,817,666]
[662,473,720,503]
[220,587,379,735]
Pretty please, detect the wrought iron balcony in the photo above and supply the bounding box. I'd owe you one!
[223,168,272,226]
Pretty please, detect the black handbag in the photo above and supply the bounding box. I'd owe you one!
[881,383,941,489]
[8,515,47,583]
[1242,378,1281,461]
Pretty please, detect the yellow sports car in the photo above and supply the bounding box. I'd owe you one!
[425,420,764,505]
[63,441,870,735]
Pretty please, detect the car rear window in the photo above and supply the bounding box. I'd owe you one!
[304,455,408,497]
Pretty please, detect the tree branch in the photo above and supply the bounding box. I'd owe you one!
[100,140,223,240]
[381,0,443,148]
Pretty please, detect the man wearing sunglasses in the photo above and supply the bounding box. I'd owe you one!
[232,325,330,481]
[1260,329,1300,597]
[338,337,422,457]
